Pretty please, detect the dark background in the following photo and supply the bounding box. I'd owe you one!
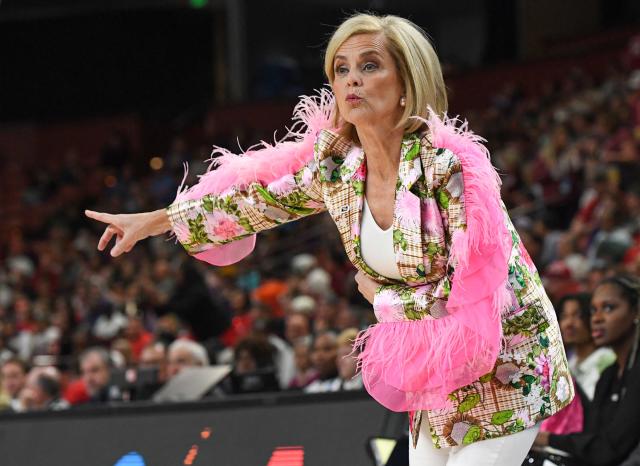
[0,391,401,466]
[1,0,638,122]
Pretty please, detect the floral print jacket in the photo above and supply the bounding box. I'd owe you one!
[166,128,574,448]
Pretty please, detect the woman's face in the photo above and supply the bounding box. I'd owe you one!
[590,283,638,348]
[331,32,404,130]
[559,299,591,346]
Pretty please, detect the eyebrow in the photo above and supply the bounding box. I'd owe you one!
[334,50,383,62]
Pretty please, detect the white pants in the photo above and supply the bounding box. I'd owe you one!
[409,415,539,466]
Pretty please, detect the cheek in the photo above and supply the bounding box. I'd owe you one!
[605,312,632,337]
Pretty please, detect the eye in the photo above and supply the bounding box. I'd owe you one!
[363,62,378,72]
[603,304,616,313]
[335,65,348,75]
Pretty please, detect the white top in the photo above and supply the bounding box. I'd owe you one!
[568,346,616,400]
[360,198,402,280]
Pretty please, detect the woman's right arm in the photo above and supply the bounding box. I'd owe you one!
[86,138,327,258]
[165,151,326,255]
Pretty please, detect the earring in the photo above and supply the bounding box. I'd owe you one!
[400,96,406,107]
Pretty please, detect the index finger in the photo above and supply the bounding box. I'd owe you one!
[85,210,115,224]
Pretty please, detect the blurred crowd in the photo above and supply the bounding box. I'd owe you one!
[1,50,640,442]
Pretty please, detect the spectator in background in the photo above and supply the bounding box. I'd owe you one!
[135,343,167,400]
[234,336,275,374]
[79,346,120,404]
[110,338,134,369]
[91,300,127,342]
[139,343,167,385]
[229,335,280,394]
[534,275,640,465]
[288,339,318,390]
[251,315,295,389]
[123,314,153,362]
[304,331,339,394]
[557,293,615,400]
[284,311,312,347]
[335,328,363,391]
[1,357,28,411]
[18,366,69,412]
[166,339,209,380]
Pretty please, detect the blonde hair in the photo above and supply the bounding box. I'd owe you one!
[336,327,359,347]
[324,13,448,141]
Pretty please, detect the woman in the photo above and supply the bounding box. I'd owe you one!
[557,293,615,401]
[86,13,573,465]
[534,275,640,466]
[538,293,615,436]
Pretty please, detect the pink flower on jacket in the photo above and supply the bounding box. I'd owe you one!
[421,197,444,236]
[396,190,421,228]
[373,289,405,322]
[205,211,244,241]
[353,161,366,181]
[534,353,552,392]
[351,219,361,238]
[519,242,536,271]
[301,166,314,187]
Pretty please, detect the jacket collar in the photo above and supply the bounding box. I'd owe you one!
[339,133,422,189]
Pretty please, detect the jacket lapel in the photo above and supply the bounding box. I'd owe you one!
[392,134,428,285]
[332,133,428,285]
[339,145,389,281]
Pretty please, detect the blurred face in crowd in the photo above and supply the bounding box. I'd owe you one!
[285,313,310,344]
[590,284,638,349]
[22,369,55,409]
[311,333,338,379]
[124,317,144,340]
[139,345,167,383]
[1,362,26,398]
[331,33,404,130]
[167,347,201,379]
[80,352,111,397]
[293,342,312,373]
[559,299,591,346]
[235,349,257,375]
[336,343,358,381]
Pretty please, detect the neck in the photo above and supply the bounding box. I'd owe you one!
[356,123,404,180]
[574,341,597,363]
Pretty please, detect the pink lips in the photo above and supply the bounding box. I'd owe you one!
[592,328,605,340]
[346,94,362,103]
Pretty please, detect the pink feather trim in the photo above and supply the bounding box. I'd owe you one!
[353,109,512,411]
[171,88,334,265]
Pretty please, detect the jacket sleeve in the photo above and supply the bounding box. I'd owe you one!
[372,150,465,320]
[165,141,326,256]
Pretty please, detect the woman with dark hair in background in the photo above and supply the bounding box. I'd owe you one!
[537,293,616,437]
[557,293,615,401]
[534,275,640,466]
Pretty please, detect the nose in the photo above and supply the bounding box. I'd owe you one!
[591,309,605,326]
[347,68,362,87]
